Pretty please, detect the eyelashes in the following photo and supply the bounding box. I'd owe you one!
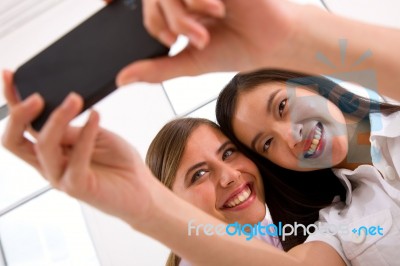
[191,169,208,184]
[261,98,288,153]
[278,98,287,117]
[189,147,237,185]
[263,138,272,152]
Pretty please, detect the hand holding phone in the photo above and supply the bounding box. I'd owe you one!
[14,0,169,131]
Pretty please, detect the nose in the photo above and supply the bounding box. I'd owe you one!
[218,164,241,188]
[282,123,303,149]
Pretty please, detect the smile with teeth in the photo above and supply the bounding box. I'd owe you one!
[304,123,323,158]
[225,186,252,208]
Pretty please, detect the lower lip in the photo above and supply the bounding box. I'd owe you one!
[304,124,326,159]
[223,184,256,211]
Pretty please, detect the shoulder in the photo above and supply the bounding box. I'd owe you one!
[288,240,347,266]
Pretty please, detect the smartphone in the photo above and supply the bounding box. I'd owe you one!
[14,0,169,131]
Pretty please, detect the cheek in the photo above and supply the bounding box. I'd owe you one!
[331,135,348,164]
[327,102,346,125]
[180,187,216,214]
[242,161,265,202]
[259,147,294,169]
[268,155,300,171]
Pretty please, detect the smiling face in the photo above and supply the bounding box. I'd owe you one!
[232,82,349,171]
[172,125,266,225]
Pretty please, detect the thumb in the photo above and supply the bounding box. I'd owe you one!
[116,50,203,86]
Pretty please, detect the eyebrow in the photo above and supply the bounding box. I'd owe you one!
[217,140,231,155]
[184,140,232,185]
[250,89,280,151]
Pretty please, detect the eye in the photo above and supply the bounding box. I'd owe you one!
[278,99,287,117]
[222,148,236,161]
[262,138,273,153]
[191,169,208,184]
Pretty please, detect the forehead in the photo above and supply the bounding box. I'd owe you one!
[172,125,227,191]
[232,82,321,134]
[235,81,319,111]
[184,124,227,153]
[236,82,282,110]
[234,82,283,117]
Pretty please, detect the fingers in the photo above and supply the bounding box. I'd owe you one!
[158,0,210,49]
[182,0,226,17]
[2,70,20,106]
[2,93,44,169]
[64,110,99,194]
[143,1,177,47]
[116,49,200,85]
[3,69,41,138]
[35,93,83,184]
[3,86,98,195]
[59,126,86,145]
[144,0,224,49]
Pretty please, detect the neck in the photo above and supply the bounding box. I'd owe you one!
[335,116,372,170]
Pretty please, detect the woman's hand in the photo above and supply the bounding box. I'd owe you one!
[2,71,156,224]
[117,0,400,102]
[117,0,300,85]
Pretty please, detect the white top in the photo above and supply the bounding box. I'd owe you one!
[306,110,400,266]
[253,204,283,249]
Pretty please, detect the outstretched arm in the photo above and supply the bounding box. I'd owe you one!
[117,0,400,101]
[2,71,345,266]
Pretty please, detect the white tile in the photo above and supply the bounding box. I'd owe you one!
[163,72,236,116]
[185,100,217,122]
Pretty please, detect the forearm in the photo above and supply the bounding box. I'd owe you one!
[136,181,344,265]
[283,5,400,101]
[134,180,296,266]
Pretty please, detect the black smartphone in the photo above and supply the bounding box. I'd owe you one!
[14,0,169,131]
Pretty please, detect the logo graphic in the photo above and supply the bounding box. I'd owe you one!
[286,39,382,167]
[187,220,384,241]
[352,225,384,236]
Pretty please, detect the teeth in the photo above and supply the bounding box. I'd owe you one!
[225,186,251,208]
[305,126,322,156]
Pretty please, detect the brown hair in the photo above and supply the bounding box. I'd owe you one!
[215,69,380,250]
[165,253,181,266]
[216,68,400,129]
[146,117,219,266]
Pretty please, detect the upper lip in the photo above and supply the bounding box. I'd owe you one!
[220,183,251,209]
